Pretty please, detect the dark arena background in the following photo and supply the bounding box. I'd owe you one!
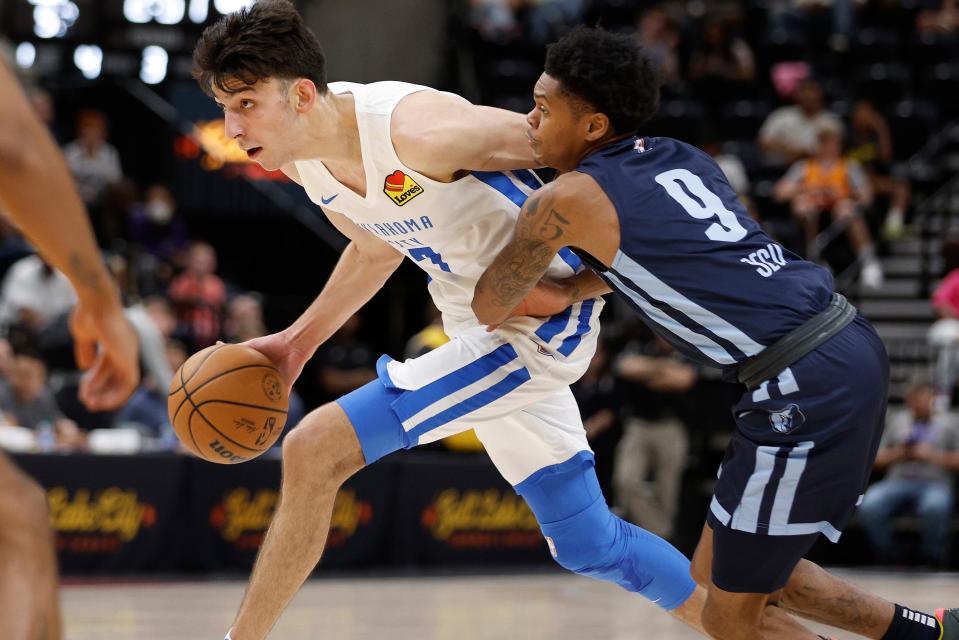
[1,1,958,638]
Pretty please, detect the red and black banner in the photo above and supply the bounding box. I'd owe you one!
[13,451,552,574]
[187,457,398,571]
[14,454,186,573]
[393,453,550,566]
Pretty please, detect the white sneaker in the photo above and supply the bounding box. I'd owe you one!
[861,260,884,290]
[882,211,905,240]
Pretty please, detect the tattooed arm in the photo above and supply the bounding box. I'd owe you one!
[472,184,582,325]
[0,61,138,410]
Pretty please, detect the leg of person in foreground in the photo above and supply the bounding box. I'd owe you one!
[0,51,138,640]
[691,523,953,640]
[0,454,61,640]
[227,403,365,640]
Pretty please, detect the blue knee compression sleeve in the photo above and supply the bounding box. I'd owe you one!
[515,452,695,611]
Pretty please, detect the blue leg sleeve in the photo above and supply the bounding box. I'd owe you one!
[515,452,696,611]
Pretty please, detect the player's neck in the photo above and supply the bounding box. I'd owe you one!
[298,92,363,167]
[568,133,634,171]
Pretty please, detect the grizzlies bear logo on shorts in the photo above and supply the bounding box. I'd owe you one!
[769,403,805,434]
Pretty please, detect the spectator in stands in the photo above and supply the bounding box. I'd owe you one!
[0,350,83,450]
[0,254,77,334]
[857,376,959,567]
[165,339,188,378]
[0,338,14,384]
[570,338,619,498]
[62,110,122,210]
[223,293,268,344]
[768,0,864,49]
[612,335,696,540]
[315,312,377,404]
[637,7,683,97]
[404,301,447,359]
[701,137,756,220]
[688,17,756,110]
[468,0,520,42]
[26,86,59,143]
[526,0,586,45]
[927,236,959,402]
[115,296,178,436]
[916,0,959,35]
[759,77,844,164]
[0,210,34,277]
[846,98,911,239]
[773,122,883,288]
[128,184,189,296]
[129,296,175,388]
[168,241,226,350]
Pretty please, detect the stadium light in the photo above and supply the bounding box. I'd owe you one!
[213,0,255,14]
[124,0,185,25]
[16,42,36,69]
[73,44,103,80]
[141,46,169,84]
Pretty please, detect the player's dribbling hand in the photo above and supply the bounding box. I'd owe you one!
[70,299,140,411]
[486,277,572,331]
[241,331,309,395]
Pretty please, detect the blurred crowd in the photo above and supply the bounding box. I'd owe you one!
[458,0,959,286]
[455,0,959,566]
[1,0,958,567]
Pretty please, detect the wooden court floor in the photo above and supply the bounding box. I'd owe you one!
[63,570,958,639]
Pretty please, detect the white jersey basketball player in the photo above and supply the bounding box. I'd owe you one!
[193,3,706,639]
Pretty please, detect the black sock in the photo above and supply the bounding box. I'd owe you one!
[881,604,941,640]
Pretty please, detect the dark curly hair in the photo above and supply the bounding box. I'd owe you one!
[192,0,327,96]
[544,26,659,136]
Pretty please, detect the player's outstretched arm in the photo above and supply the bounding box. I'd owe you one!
[248,206,403,391]
[0,61,138,410]
[393,92,539,181]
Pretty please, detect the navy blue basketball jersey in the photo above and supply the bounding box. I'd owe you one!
[575,136,833,377]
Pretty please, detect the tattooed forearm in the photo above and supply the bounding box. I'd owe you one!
[538,209,570,241]
[522,192,571,242]
[473,184,581,323]
[473,239,554,322]
[67,251,106,295]
[490,239,554,308]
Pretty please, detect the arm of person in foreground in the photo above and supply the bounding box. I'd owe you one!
[0,60,138,410]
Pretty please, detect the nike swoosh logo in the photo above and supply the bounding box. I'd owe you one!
[321,194,338,205]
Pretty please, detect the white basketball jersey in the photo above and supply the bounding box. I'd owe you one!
[295,81,602,355]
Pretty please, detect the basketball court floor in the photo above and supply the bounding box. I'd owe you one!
[64,570,957,639]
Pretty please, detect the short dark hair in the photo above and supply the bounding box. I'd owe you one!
[544,26,659,136]
[192,0,327,96]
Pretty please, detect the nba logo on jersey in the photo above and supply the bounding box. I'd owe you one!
[768,403,805,434]
[384,170,424,206]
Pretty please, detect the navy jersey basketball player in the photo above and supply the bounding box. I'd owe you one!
[474,26,956,640]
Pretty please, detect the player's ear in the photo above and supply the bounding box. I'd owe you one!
[290,78,317,113]
[584,113,610,142]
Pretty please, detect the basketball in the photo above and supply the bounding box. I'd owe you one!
[167,343,288,464]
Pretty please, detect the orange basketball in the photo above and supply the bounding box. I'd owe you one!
[167,343,288,464]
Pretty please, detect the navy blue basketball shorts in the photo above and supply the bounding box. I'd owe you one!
[706,315,889,593]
